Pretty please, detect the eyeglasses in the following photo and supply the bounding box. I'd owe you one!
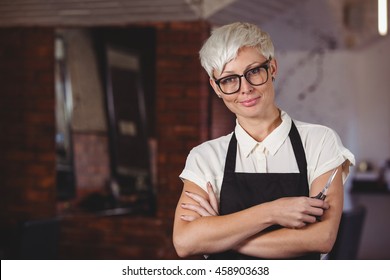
[214,60,270,95]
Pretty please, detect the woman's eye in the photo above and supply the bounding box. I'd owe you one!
[248,67,261,75]
[220,76,237,85]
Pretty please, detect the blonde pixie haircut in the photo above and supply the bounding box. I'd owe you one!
[199,22,275,78]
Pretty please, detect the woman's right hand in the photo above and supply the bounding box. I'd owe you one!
[180,182,219,222]
[269,197,329,229]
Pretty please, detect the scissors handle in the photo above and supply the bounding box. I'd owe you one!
[310,193,324,221]
[311,192,326,200]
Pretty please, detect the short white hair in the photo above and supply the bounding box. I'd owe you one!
[199,22,275,78]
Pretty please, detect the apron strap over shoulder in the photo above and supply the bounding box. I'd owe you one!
[289,121,308,176]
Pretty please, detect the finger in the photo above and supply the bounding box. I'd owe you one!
[308,198,330,209]
[181,203,212,217]
[290,221,307,229]
[180,215,197,222]
[295,222,306,229]
[323,201,330,209]
[308,207,324,217]
[207,182,219,215]
[185,191,217,215]
[302,214,317,224]
[185,191,218,216]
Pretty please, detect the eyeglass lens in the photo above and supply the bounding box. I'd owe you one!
[217,64,269,94]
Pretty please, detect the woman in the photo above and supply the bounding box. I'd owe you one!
[172,22,354,259]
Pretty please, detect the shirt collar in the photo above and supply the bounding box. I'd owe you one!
[234,110,292,157]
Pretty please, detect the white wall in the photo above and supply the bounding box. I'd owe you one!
[262,0,390,259]
[274,39,390,173]
[264,0,390,179]
[353,36,390,165]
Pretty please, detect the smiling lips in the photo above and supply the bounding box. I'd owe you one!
[239,96,261,107]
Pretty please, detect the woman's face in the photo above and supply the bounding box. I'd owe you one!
[210,46,277,121]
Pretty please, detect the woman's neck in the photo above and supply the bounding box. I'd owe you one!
[237,107,282,142]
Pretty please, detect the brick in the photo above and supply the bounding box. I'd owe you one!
[0,21,213,260]
[0,28,56,227]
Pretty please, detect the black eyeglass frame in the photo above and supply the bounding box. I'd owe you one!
[214,60,271,95]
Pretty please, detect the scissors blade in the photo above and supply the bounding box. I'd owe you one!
[321,168,338,195]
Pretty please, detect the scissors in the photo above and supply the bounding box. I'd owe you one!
[312,168,338,201]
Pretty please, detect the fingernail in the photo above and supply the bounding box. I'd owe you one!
[181,203,186,207]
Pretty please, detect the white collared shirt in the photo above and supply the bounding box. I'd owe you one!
[179,111,355,200]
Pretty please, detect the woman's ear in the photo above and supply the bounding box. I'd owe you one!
[209,78,223,98]
[270,58,278,79]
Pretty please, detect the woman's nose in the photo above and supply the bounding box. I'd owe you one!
[240,76,254,94]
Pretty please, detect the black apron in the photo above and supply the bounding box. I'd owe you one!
[209,121,320,260]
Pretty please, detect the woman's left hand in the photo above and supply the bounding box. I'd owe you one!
[180,182,219,221]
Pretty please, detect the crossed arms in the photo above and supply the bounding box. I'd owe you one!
[172,165,344,259]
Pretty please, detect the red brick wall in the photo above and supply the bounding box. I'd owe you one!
[60,22,211,259]
[155,21,211,223]
[59,215,174,259]
[210,95,236,139]
[0,21,211,259]
[0,28,56,227]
